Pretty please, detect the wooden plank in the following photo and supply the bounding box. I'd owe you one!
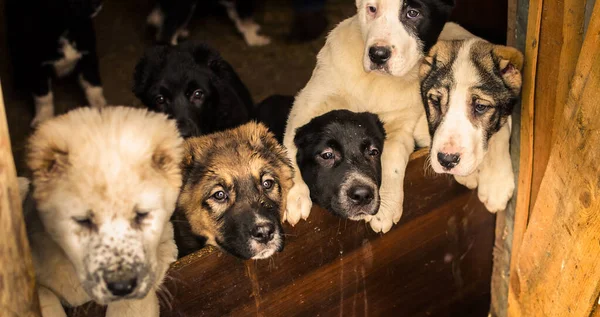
[507,0,518,46]
[76,149,495,317]
[508,0,544,312]
[0,81,41,316]
[508,2,600,315]
[528,0,586,211]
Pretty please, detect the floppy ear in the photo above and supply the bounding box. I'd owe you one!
[419,43,440,80]
[492,45,524,92]
[132,45,169,99]
[27,138,69,182]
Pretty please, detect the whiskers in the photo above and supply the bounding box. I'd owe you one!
[423,154,437,178]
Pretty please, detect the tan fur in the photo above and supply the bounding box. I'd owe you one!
[178,122,293,249]
[25,106,183,317]
[282,13,476,233]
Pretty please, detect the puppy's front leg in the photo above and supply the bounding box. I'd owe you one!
[282,120,313,226]
[38,285,67,317]
[106,291,160,317]
[31,65,55,127]
[369,130,414,233]
[477,117,514,212]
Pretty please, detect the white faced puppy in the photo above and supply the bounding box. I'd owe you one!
[294,110,386,220]
[419,38,523,211]
[25,106,183,316]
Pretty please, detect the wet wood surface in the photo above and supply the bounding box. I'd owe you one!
[74,150,495,317]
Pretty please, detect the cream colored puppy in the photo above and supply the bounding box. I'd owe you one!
[24,106,183,316]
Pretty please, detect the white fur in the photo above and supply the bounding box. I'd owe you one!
[32,92,54,127]
[46,36,83,78]
[283,4,474,233]
[26,107,183,316]
[79,74,107,109]
[221,0,271,46]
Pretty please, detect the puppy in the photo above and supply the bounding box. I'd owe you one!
[294,110,386,220]
[174,122,293,259]
[254,94,295,143]
[25,106,183,316]
[133,42,254,138]
[147,0,270,46]
[6,0,107,126]
[419,38,523,211]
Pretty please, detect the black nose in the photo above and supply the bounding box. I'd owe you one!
[369,46,392,65]
[251,223,275,244]
[106,277,137,297]
[437,152,461,169]
[348,185,374,206]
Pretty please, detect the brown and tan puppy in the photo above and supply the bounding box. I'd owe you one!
[24,106,183,317]
[174,122,293,260]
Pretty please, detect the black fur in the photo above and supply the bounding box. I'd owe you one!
[294,110,386,219]
[254,94,294,143]
[5,0,103,99]
[133,42,254,137]
[401,0,455,53]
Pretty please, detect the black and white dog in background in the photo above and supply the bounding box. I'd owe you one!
[6,0,107,127]
[147,0,271,46]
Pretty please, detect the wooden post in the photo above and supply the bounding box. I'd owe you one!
[508,1,600,315]
[0,80,41,316]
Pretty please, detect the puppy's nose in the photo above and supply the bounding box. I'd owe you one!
[369,46,392,65]
[106,277,137,297]
[437,152,461,169]
[251,223,275,244]
[348,185,374,206]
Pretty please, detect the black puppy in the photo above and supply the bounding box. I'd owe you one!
[147,0,270,46]
[6,0,106,127]
[255,94,294,143]
[294,110,386,220]
[133,43,253,137]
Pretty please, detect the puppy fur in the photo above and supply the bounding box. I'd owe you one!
[283,0,474,233]
[419,38,523,211]
[174,122,293,260]
[133,42,254,138]
[25,106,183,316]
[294,109,386,220]
[6,0,107,127]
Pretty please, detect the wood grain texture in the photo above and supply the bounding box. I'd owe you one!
[509,0,544,311]
[0,81,40,316]
[528,0,586,211]
[75,149,495,317]
[509,2,600,315]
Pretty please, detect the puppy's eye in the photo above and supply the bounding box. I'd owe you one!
[368,147,380,156]
[474,103,489,114]
[191,89,204,100]
[262,179,274,190]
[407,9,420,18]
[212,190,228,201]
[135,210,149,224]
[428,94,441,108]
[155,95,166,105]
[367,5,377,14]
[320,151,334,160]
[73,216,93,229]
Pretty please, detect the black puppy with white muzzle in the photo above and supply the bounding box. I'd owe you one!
[133,43,254,138]
[6,0,106,127]
[294,110,386,220]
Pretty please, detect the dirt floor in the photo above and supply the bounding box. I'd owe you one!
[0,0,355,175]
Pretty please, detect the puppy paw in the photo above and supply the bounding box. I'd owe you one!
[31,95,55,127]
[477,169,515,213]
[284,182,312,226]
[369,203,398,233]
[454,170,479,189]
[147,7,164,28]
[85,87,107,109]
[245,34,271,46]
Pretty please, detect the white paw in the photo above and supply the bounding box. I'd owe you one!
[147,7,164,28]
[284,182,312,226]
[477,170,515,213]
[368,204,400,233]
[85,86,107,109]
[32,94,55,127]
[454,170,479,189]
[245,33,271,47]
[178,28,190,39]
